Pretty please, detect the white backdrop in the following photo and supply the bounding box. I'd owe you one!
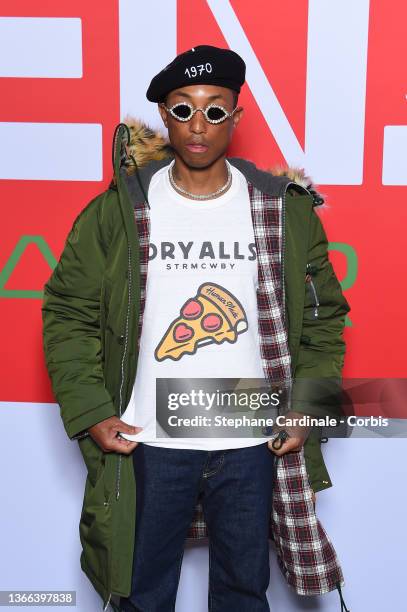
[1,404,406,611]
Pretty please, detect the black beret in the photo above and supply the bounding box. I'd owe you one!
[146,45,246,103]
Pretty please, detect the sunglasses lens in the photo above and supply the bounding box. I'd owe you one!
[207,106,227,121]
[172,104,192,119]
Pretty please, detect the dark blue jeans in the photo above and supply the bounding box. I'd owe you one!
[119,442,275,612]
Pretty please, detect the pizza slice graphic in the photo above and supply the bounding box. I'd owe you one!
[154,282,248,362]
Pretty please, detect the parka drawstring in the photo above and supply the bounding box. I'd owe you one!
[336,581,350,611]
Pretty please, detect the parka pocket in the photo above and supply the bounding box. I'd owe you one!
[78,435,105,488]
[79,472,112,590]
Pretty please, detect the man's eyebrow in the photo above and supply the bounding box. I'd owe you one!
[171,91,225,101]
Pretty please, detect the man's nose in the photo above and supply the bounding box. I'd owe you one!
[190,109,206,133]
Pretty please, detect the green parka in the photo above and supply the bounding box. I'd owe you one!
[41,120,350,610]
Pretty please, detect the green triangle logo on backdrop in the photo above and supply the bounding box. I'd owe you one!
[0,236,57,299]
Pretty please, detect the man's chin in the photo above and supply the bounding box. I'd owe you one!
[178,152,224,170]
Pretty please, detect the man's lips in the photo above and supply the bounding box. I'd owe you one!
[185,143,208,153]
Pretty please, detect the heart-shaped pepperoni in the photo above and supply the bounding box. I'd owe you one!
[201,313,222,332]
[173,322,194,342]
[181,298,202,319]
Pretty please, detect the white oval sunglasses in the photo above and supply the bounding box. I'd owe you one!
[160,101,238,124]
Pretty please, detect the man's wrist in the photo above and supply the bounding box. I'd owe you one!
[272,411,313,444]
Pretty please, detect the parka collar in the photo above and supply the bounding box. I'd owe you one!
[111,118,325,207]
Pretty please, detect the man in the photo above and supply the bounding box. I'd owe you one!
[42,45,350,611]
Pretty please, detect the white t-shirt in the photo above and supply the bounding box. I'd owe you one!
[120,159,267,450]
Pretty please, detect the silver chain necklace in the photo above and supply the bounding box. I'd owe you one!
[168,160,232,200]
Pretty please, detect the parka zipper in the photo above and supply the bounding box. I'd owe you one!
[115,243,133,501]
[102,245,132,612]
[102,593,111,612]
[278,183,295,414]
[281,186,288,326]
[102,245,132,610]
[305,263,320,319]
[307,277,319,318]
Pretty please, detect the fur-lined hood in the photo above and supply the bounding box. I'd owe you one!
[115,116,324,205]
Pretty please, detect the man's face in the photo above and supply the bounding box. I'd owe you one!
[157,84,244,168]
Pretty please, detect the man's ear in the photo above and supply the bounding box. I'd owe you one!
[157,103,168,128]
[232,106,244,128]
